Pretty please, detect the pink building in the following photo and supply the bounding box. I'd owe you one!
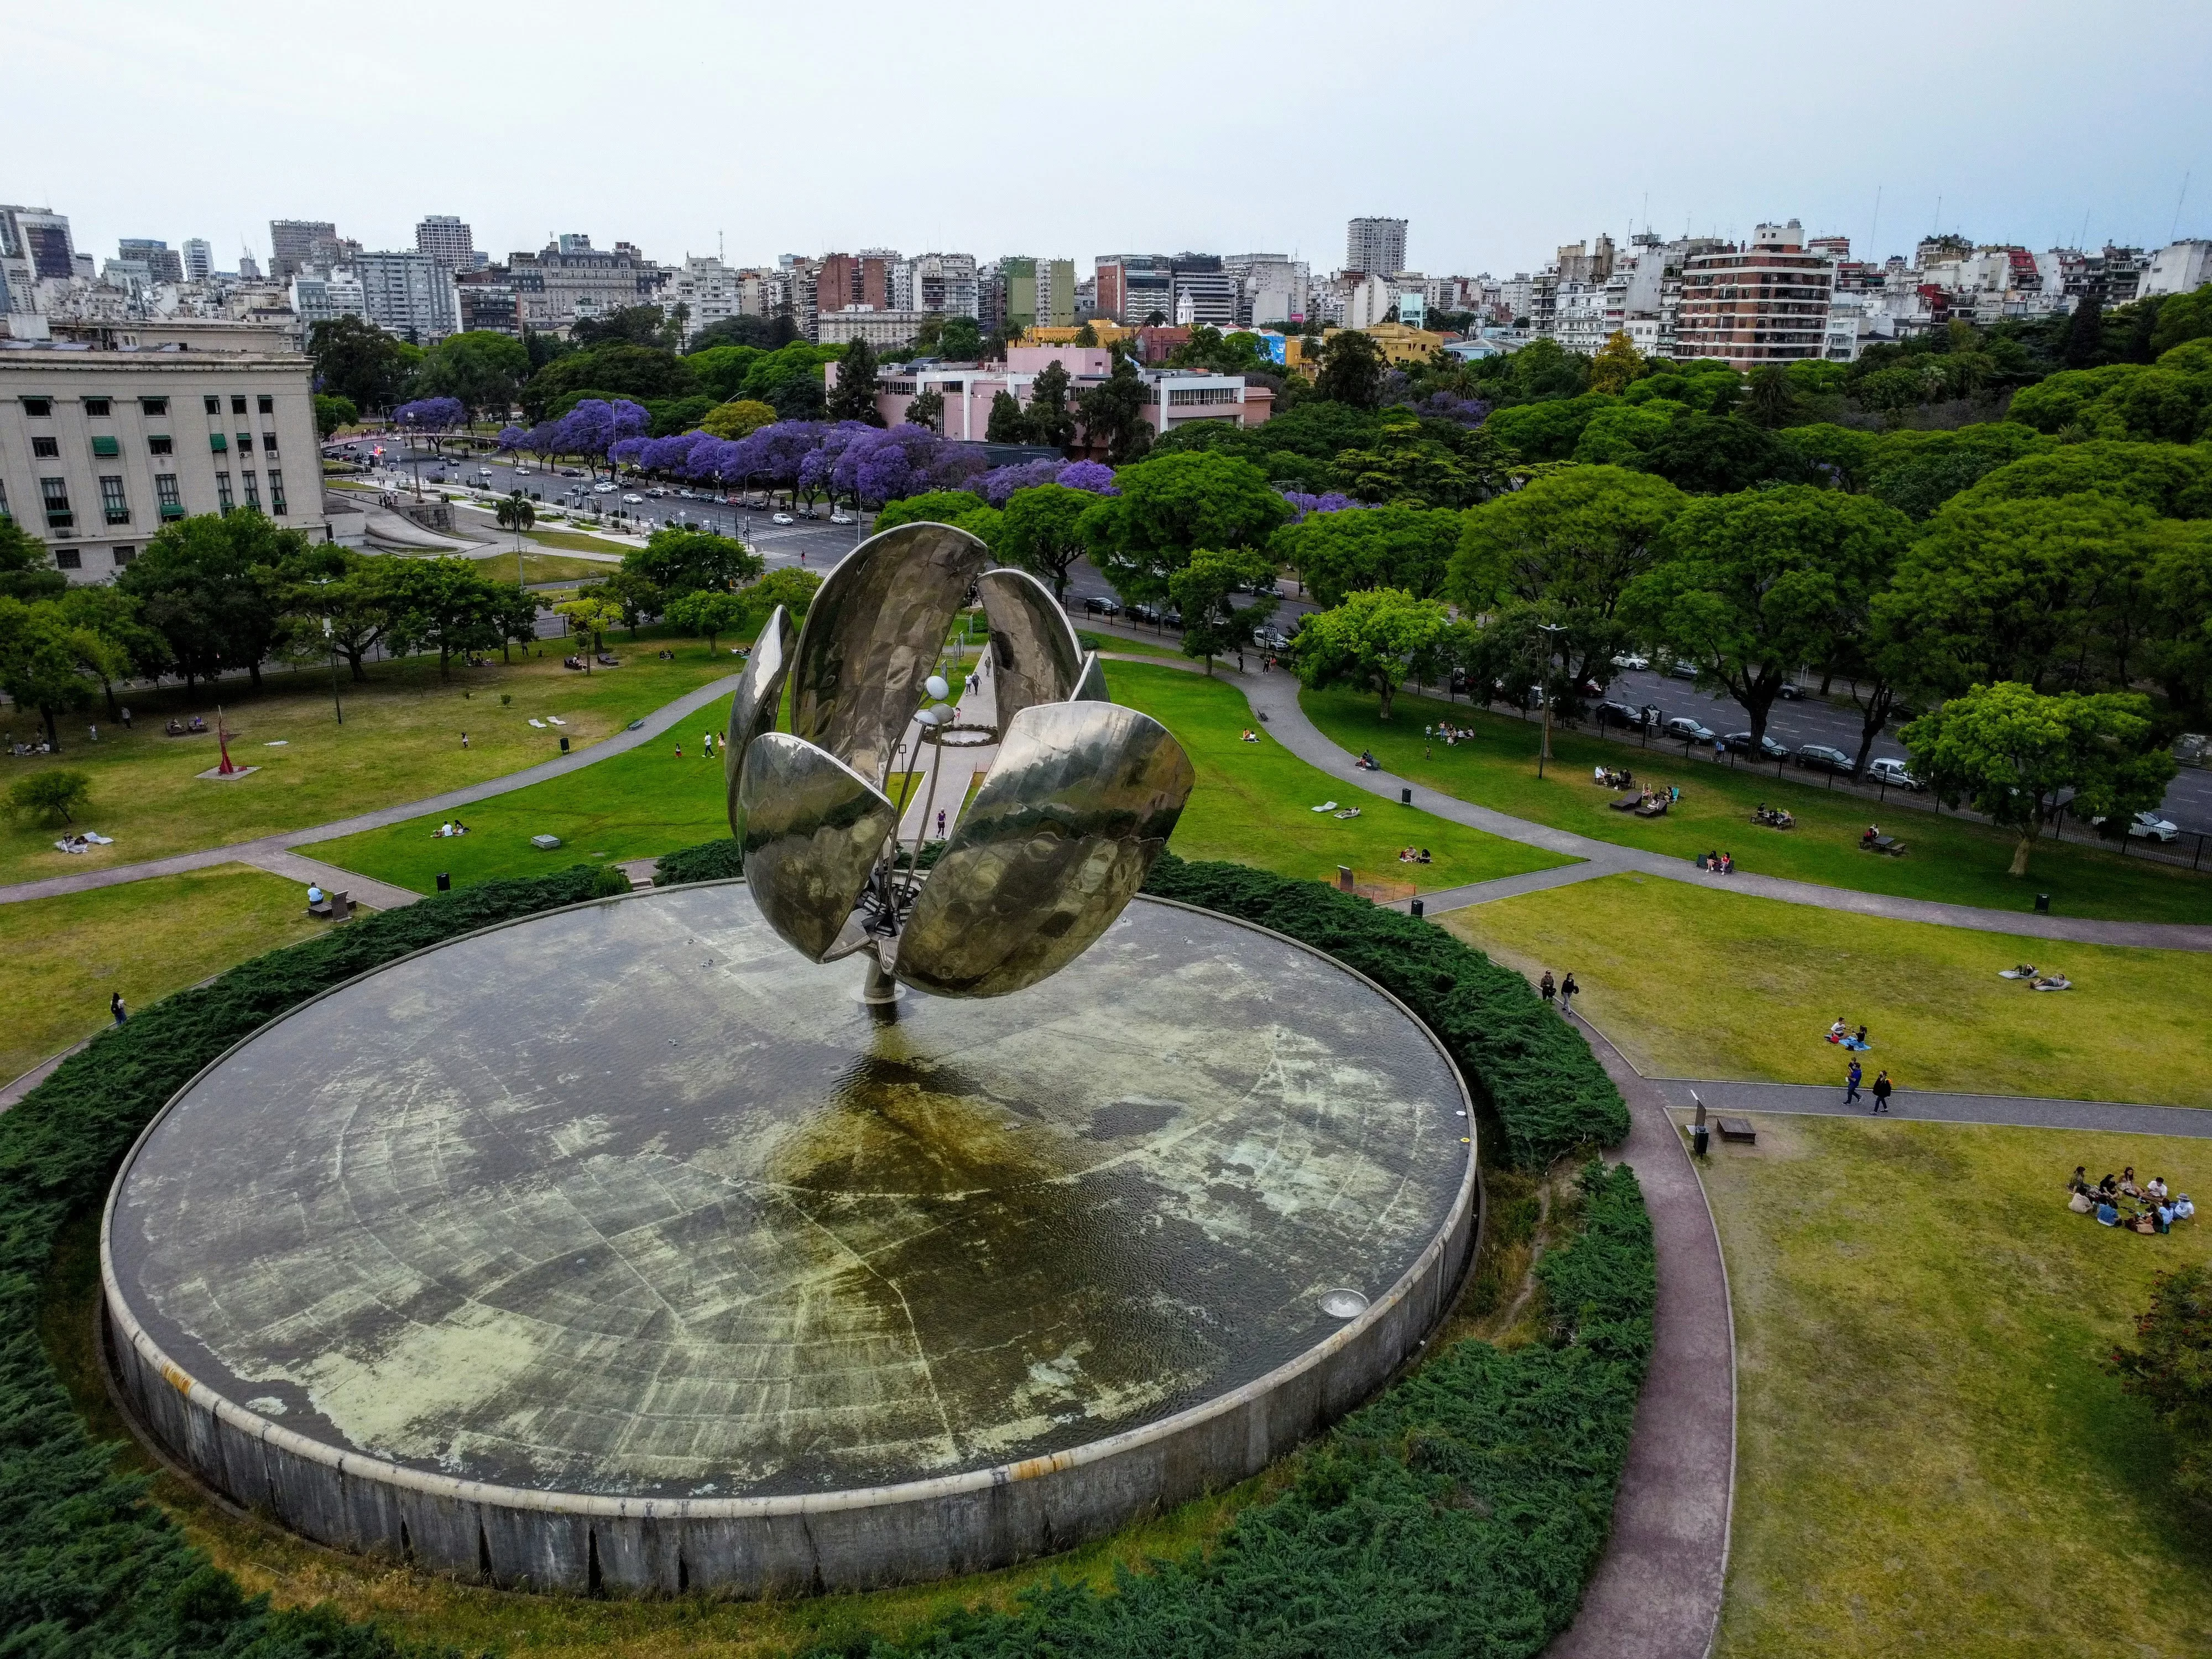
[828,343,1271,449]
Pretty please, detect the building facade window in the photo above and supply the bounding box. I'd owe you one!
[140,397,168,416]
[242,469,260,510]
[236,430,252,453]
[32,436,58,458]
[101,476,129,525]
[209,432,227,452]
[40,477,72,531]
[257,394,274,414]
[0,481,8,518]
[261,432,279,453]
[149,435,173,456]
[85,397,111,417]
[216,471,233,513]
[54,547,81,570]
[231,395,248,415]
[268,469,287,515]
[91,435,121,458]
[155,474,182,518]
[23,397,51,417]
[112,547,137,566]
[204,394,221,414]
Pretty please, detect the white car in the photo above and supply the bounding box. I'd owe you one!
[622,493,645,504]
[2103,811,2180,842]
[592,481,617,494]
[830,511,853,525]
[1866,757,1924,791]
[646,487,669,498]
[513,467,533,476]
[1611,653,1650,670]
[772,512,795,525]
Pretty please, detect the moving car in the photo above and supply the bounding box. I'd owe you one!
[1724,731,1791,760]
[1775,682,1805,701]
[1794,743,1855,775]
[513,467,533,476]
[622,493,645,504]
[646,487,668,498]
[1665,716,1717,743]
[1610,653,1650,671]
[1866,757,1924,791]
[771,512,795,525]
[830,511,853,525]
[2092,810,2181,842]
[592,481,617,494]
[1667,660,1701,682]
[1082,594,1123,616]
[560,467,582,477]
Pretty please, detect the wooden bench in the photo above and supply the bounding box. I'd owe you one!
[1716,1116,1757,1144]
[1862,836,1908,857]
[307,890,353,922]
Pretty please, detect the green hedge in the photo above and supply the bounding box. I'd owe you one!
[651,847,1631,1170]
[811,1161,1654,1659]
[0,866,624,1657]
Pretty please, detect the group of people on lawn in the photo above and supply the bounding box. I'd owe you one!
[1426,723,1473,749]
[2070,1167,2193,1233]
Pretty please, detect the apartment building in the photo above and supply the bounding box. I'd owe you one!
[356,251,458,342]
[291,270,367,329]
[182,239,213,283]
[268,220,339,283]
[1095,254,1174,324]
[907,253,980,319]
[1168,255,1237,328]
[415,215,483,273]
[816,308,929,348]
[1225,254,1308,325]
[507,238,665,332]
[118,239,184,284]
[1346,217,1407,278]
[1672,221,1835,367]
[0,341,327,582]
[844,344,1271,443]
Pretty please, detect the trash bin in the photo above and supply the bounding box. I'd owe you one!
[436,872,451,893]
[559,735,570,753]
[1692,1121,1710,1158]
[1410,898,1424,919]
[1401,786,1412,804]
[2034,892,2051,914]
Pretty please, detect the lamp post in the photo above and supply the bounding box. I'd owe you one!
[324,614,342,726]
[1533,620,1565,776]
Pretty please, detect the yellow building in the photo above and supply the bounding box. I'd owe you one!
[1358,321,1448,365]
[1022,320,1136,348]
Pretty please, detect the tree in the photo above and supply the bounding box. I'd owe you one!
[2108,1265,2212,1507]
[380,556,509,679]
[1079,452,1291,603]
[1332,409,1500,508]
[664,588,748,655]
[1291,588,1452,719]
[873,489,993,534]
[905,388,945,432]
[282,552,394,682]
[738,567,823,626]
[625,528,761,598]
[313,393,358,440]
[985,389,1028,443]
[520,345,696,420]
[4,768,91,825]
[824,338,886,426]
[0,599,102,750]
[1745,364,1797,427]
[1170,547,1279,674]
[393,397,466,458]
[1623,486,1912,754]
[1629,413,1803,493]
[572,305,679,349]
[690,315,797,352]
[701,398,777,440]
[1313,330,1386,409]
[1074,348,1154,464]
[56,584,163,716]
[998,484,1095,601]
[0,515,67,601]
[555,594,624,667]
[1072,322,1099,347]
[1025,361,1076,448]
[591,570,665,639]
[119,511,305,691]
[2063,294,2106,369]
[1276,503,1458,608]
[938,316,984,361]
[1902,682,2177,876]
[1589,330,1644,395]
[1453,465,1687,635]
[411,330,531,419]
[309,316,413,413]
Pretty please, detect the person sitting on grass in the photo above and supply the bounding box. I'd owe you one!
[2177,1194,2196,1220]
[1241,728,1260,743]
[2148,1176,2169,1201]
[2121,1167,2140,1196]
[1419,848,1431,863]
[2070,1166,2091,1194]
[1829,1017,1849,1041]
[2097,1197,2121,1227]
[2099,1172,2120,1197]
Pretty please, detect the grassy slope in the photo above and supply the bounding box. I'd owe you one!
[0,865,324,1084]
[1700,1115,2212,1656]
[1444,873,2212,1106]
[0,648,735,888]
[1107,662,1564,894]
[1303,686,2212,925]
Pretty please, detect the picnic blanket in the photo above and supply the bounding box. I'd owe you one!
[1311,801,1338,813]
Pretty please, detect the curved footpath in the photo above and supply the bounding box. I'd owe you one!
[0,673,743,910]
[1097,641,2212,953]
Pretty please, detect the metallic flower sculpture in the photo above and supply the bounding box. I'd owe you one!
[726,521,1196,1000]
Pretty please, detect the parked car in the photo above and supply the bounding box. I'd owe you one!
[1775,682,1804,701]
[1161,608,1184,628]
[560,467,582,477]
[1595,701,1653,730]
[1127,602,1161,624]
[1258,628,1294,650]
[1610,653,1650,671]
[771,512,795,525]
[1665,716,1717,743]
[1795,743,1855,775]
[1083,594,1122,616]
[1667,660,1700,681]
[1724,731,1791,760]
[1866,757,1924,791]
[2092,810,2181,842]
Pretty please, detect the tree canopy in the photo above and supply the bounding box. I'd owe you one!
[1290,588,1452,719]
[1079,452,1290,602]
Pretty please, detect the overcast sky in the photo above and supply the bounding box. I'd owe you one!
[13,0,2209,280]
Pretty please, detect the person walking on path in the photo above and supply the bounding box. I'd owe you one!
[1872,1070,1893,1113]
[110,992,127,1026]
[1559,972,1578,1014]
[1540,970,1556,1007]
[1845,1058,1863,1105]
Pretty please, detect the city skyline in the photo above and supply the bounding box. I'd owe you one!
[11,0,2207,283]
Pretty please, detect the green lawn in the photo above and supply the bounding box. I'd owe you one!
[0,865,325,1086]
[0,649,737,889]
[1077,628,1186,659]
[1698,1115,2212,1656]
[1444,873,2212,1107]
[1303,686,2212,925]
[1109,662,1567,894]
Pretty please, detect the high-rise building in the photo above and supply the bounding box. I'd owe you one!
[356,250,458,341]
[118,239,184,284]
[1095,254,1174,324]
[292,269,367,328]
[507,238,661,332]
[557,232,593,255]
[182,239,214,282]
[1346,217,1407,278]
[906,252,980,320]
[999,258,1076,331]
[3,206,78,280]
[415,215,480,272]
[1224,255,1310,325]
[1672,220,1833,367]
[237,253,263,282]
[269,220,337,281]
[1168,254,1237,328]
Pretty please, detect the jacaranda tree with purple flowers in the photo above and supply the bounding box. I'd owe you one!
[978,458,1063,507]
[1053,460,1120,496]
[394,396,466,458]
[549,398,648,477]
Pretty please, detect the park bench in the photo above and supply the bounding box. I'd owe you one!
[1862,835,1908,857]
[307,890,353,922]
[1715,1116,1757,1144]
[1608,793,1642,811]
[1635,797,1671,818]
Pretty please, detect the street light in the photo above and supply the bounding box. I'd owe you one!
[1533,620,1566,776]
[321,613,342,726]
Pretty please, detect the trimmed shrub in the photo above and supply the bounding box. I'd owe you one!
[654,835,744,886]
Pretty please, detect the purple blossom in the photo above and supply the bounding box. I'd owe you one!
[1278,490,1360,523]
[495,424,531,454]
[548,398,649,466]
[395,395,465,432]
[832,424,946,503]
[1412,391,1493,427]
[979,458,1062,507]
[1054,460,1120,495]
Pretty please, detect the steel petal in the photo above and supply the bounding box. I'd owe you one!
[725,604,796,839]
[738,733,898,963]
[1070,650,1109,703]
[976,567,1082,730]
[787,521,991,787]
[893,702,1194,998]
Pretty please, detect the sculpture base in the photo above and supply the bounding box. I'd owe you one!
[102,884,1475,1595]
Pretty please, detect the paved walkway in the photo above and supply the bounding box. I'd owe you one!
[1647,1076,2212,1138]
[1547,1012,1735,1659]
[1093,631,2212,952]
[0,674,743,907]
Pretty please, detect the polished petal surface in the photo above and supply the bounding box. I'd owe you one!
[789,523,992,787]
[975,568,1082,731]
[1071,650,1109,703]
[738,733,897,962]
[894,702,1195,997]
[725,604,796,837]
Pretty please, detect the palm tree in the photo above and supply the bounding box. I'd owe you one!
[497,491,535,587]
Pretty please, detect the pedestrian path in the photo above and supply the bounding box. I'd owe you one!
[0,674,743,907]
[1647,1076,2212,1138]
[1092,630,2212,952]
